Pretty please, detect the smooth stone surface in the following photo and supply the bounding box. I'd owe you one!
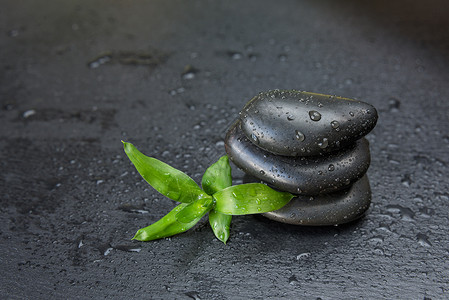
[239,90,378,156]
[252,175,371,226]
[225,121,371,195]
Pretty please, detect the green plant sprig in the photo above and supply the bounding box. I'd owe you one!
[123,141,294,244]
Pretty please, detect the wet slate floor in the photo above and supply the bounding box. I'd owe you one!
[1,1,448,299]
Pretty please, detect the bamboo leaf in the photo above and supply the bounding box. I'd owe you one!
[123,141,208,203]
[213,183,294,215]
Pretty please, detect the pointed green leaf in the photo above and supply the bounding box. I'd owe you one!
[201,155,233,244]
[213,183,294,215]
[209,209,232,244]
[201,155,232,195]
[175,196,215,223]
[132,202,210,241]
[123,141,208,203]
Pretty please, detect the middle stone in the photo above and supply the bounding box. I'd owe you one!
[225,120,371,195]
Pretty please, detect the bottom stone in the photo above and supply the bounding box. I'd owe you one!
[244,175,371,226]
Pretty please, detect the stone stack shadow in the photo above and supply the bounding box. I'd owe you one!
[225,90,378,226]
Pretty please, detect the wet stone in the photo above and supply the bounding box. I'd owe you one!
[260,175,372,226]
[239,90,378,156]
[225,121,371,195]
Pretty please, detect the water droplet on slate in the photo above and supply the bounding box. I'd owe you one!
[287,115,295,121]
[295,130,305,141]
[182,72,195,80]
[349,111,355,117]
[23,109,36,118]
[88,54,112,69]
[229,51,243,60]
[8,29,19,37]
[309,110,321,121]
[113,244,142,253]
[417,233,432,247]
[296,252,311,260]
[278,54,288,62]
[185,291,202,300]
[288,275,298,285]
[328,164,335,171]
[388,98,401,112]
[260,170,265,175]
[181,65,198,80]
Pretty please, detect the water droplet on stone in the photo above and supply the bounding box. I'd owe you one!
[295,130,305,141]
[251,133,259,144]
[349,111,355,117]
[318,137,329,149]
[260,170,265,175]
[331,120,340,129]
[309,110,321,121]
[287,115,295,121]
[328,164,335,171]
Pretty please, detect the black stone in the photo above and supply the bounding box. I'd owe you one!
[239,90,378,156]
[261,175,372,226]
[225,120,371,195]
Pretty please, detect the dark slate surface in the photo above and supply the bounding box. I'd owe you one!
[1,1,448,299]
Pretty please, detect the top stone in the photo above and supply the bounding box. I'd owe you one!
[239,90,378,156]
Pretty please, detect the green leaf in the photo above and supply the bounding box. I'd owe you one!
[201,155,232,195]
[133,201,211,241]
[123,141,208,203]
[213,183,294,215]
[175,196,215,223]
[209,209,232,244]
[201,155,233,244]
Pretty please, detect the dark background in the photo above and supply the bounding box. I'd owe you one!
[1,1,448,299]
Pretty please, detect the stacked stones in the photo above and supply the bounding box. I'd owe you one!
[224,90,378,225]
